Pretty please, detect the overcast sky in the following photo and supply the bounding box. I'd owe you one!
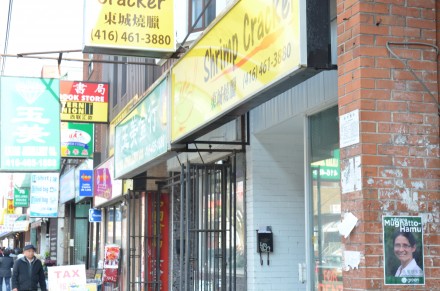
[0,0,84,78]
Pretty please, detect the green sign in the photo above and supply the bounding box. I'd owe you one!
[61,122,94,158]
[312,149,340,181]
[14,187,30,207]
[383,216,424,285]
[114,79,168,178]
[0,77,60,171]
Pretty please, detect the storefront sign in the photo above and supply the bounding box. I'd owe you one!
[61,122,94,158]
[147,193,170,290]
[60,168,76,204]
[0,76,60,171]
[14,186,30,207]
[171,0,301,142]
[48,264,87,291]
[89,208,102,223]
[383,216,424,285]
[103,244,120,283]
[83,0,175,57]
[30,173,59,218]
[94,157,123,207]
[115,78,168,178]
[6,199,14,214]
[2,214,20,232]
[79,170,94,197]
[312,149,340,181]
[60,81,109,123]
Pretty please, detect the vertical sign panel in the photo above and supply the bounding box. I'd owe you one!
[30,173,59,218]
[0,77,60,171]
[61,122,94,158]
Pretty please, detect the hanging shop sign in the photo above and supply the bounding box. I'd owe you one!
[6,199,14,214]
[94,156,123,207]
[114,78,168,179]
[83,0,175,58]
[171,0,302,142]
[61,122,94,158]
[60,81,109,123]
[383,216,424,285]
[88,208,102,223]
[60,168,76,204]
[0,76,60,171]
[30,173,59,218]
[79,170,94,197]
[14,186,30,207]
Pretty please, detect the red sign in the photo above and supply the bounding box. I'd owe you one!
[147,193,170,290]
[60,81,109,123]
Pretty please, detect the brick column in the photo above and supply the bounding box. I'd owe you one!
[337,0,439,290]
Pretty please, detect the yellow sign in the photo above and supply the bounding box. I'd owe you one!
[171,0,301,142]
[83,0,175,57]
[6,200,14,214]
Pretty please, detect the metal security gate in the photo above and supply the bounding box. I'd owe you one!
[176,159,238,291]
[127,190,163,291]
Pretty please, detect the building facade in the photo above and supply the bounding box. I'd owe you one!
[81,0,438,290]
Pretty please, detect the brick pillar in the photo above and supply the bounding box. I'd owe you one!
[337,0,439,290]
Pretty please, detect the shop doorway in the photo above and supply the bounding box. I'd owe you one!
[172,158,240,291]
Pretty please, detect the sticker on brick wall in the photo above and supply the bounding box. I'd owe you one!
[339,109,360,148]
[383,216,424,285]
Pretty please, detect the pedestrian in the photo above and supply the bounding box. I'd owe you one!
[0,249,14,291]
[11,245,47,291]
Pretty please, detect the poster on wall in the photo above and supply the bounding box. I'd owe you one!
[103,244,120,283]
[47,264,86,290]
[383,216,424,285]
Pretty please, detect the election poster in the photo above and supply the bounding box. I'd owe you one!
[383,216,424,285]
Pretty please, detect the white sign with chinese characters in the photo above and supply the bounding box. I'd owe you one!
[339,109,360,148]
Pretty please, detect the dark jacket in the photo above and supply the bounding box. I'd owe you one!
[11,256,47,291]
[0,255,14,277]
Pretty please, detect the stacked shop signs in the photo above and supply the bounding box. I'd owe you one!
[83,0,175,58]
[114,78,169,179]
[171,0,303,142]
[0,77,61,171]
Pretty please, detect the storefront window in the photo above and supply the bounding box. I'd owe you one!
[309,106,342,290]
[106,204,122,245]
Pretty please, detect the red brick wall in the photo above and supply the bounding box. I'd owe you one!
[337,0,439,289]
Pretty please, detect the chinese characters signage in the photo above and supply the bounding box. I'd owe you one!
[30,173,59,218]
[0,76,60,171]
[171,0,301,142]
[60,81,109,123]
[114,78,168,179]
[61,122,94,158]
[383,216,424,285]
[83,0,175,58]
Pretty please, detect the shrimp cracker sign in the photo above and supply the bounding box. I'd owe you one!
[383,216,424,285]
[171,0,301,142]
[83,0,175,57]
[60,81,109,123]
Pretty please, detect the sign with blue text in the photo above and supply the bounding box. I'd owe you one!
[0,76,60,171]
[383,216,424,285]
[89,208,102,223]
[30,173,59,217]
[79,170,93,197]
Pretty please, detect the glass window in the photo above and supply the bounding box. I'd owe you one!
[189,0,216,32]
[309,106,342,290]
